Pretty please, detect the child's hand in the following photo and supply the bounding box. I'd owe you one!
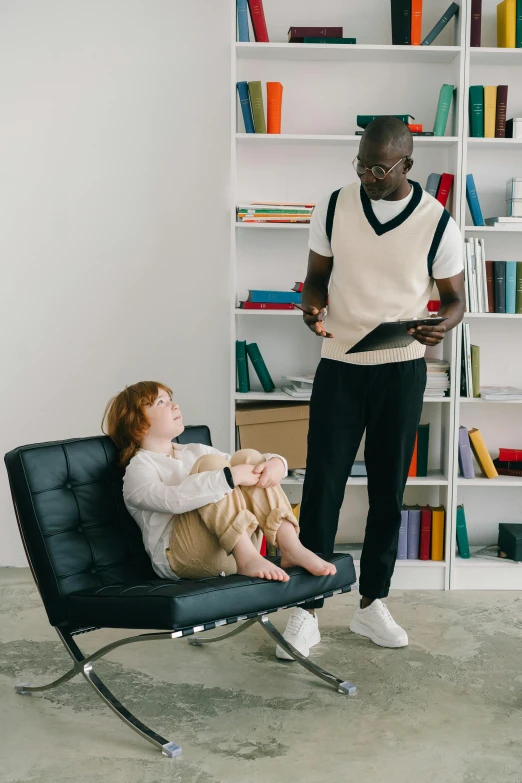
[253,457,286,488]
[230,464,260,487]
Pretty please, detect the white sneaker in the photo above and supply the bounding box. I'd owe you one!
[275,607,321,660]
[349,599,408,648]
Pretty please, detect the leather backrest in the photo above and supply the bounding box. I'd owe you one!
[4,426,212,627]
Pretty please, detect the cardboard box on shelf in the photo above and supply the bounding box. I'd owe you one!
[235,403,309,470]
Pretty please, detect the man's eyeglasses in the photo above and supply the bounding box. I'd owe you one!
[352,155,408,181]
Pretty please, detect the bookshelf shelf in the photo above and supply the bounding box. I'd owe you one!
[235,222,309,230]
[457,476,522,487]
[281,470,448,487]
[464,226,522,232]
[235,391,451,403]
[463,312,522,318]
[236,133,459,146]
[460,397,522,403]
[236,42,461,64]
[469,46,522,65]
[467,138,522,149]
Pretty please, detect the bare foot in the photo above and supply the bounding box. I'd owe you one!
[280,539,337,577]
[236,553,290,582]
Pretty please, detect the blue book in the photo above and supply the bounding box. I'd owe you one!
[421,2,459,45]
[506,261,517,313]
[466,174,485,226]
[397,508,408,560]
[248,290,302,304]
[236,82,255,134]
[407,506,422,559]
[236,0,250,42]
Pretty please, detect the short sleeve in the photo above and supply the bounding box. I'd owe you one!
[431,215,464,280]
[308,194,333,257]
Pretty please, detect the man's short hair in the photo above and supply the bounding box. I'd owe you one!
[362,116,414,156]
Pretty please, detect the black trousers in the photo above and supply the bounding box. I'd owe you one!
[300,357,427,607]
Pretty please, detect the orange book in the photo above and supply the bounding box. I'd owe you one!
[411,0,423,45]
[267,82,283,134]
[430,505,445,561]
[408,433,418,477]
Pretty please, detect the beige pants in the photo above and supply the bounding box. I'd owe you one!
[166,449,299,579]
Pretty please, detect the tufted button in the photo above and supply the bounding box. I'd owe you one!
[77,525,83,533]
[65,483,72,489]
[90,568,97,574]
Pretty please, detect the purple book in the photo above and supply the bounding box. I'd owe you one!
[458,425,475,478]
[407,506,421,559]
[397,508,408,559]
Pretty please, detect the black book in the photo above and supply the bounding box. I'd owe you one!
[390,0,411,45]
[355,131,434,136]
[493,261,506,313]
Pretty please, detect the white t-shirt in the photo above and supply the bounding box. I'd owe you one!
[308,186,464,280]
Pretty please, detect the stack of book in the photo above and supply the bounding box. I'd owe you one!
[461,324,480,398]
[390,2,459,46]
[237,203,314,225]
[481,387,522,401]
[282,374,314,399]
[464,246,522,313]
[397,504,446,561]
[407,423,430,477]
[236,0,269,43]
[355,85,453,137]
[469,85,509,138]
[355,115,433,137]
[236,340,275,393]
[458,426,498,478]
[288,26,355,44]
[236,81,283,134]
[238,288,302,309]
[425,359,450,398]
[493,447,522,476]
[425,173,454,207]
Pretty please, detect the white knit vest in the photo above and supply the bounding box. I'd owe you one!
[322,180,449,365]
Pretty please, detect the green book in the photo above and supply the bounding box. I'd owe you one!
[516,262,522,314]
[247,81,266,134]
[417,423,430,477]
[357,114,414,129]
[469,85,484,137]
[246,343,275,392]
[433,84,454,136]
[456,505,470,558]
[517,0,522,47]
[471,344,480,398]
[236,340,250,393]
[303,37,356,44]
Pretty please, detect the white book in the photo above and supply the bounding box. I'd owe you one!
[464,323,473,398]
[473,238,484,312]
[464,241,474,312]
[282,387,311,398]
[469,241,478,312]
[479,239,488,312]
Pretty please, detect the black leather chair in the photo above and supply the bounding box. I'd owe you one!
[4,426,357,758]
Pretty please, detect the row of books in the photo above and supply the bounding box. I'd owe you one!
[458,427,522,479]
[407,424,430,478]
[398,504,445,561]
[469,85,509,138]
[461,324,480,398]
[236,204,313,225]
[236,340,275,393]
[471,0,522,47]
[425,172,454,207]
[464,242,522,313]
[236,81,283,134]
[390,2,459,46]
[353,86,454,137]
[467,174,522,227]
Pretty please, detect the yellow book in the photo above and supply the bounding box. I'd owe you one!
[430,505,445,561]
[484,86,497,137]
[468,428,499,478]
[497,0,516,47]
[291,502,301,520]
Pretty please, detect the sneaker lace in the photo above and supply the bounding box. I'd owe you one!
[286,612,309,636]
[375,602,397,628]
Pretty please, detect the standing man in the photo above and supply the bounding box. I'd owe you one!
[276,116,465,660]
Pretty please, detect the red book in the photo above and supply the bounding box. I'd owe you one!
[411,0,423,45]
[485,260,495,312]
[428,299,440,312]
[260,535,267,556]
[419,506,432,560]
[248,0,269,42]
[408,123,423,132]
[436,173,454,208]
[470,0,482,47]
[408,433,418,478]
[267,82,283,134]
[288,26,342,43]
[498,448,522,462]
[495,85,508,138]
[240,301,295,310]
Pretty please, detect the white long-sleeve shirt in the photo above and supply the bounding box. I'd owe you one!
[123,443,288,579]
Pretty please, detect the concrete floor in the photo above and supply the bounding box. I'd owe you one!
[1,569,522,783]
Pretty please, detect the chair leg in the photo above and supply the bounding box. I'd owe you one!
[15,628,183,758]
[189,617,257,646]
[257,615,357,695]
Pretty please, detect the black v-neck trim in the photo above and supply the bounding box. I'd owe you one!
[360,180,422,236]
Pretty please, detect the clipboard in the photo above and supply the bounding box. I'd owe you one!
[345,318,447,354]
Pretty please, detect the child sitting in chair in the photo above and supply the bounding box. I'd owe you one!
[103,381,336,583]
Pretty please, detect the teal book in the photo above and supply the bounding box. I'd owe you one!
[516,262,522,313]
[236,340,250,393]
[236,0,250,42]
[466,174,485,226]
[433,84,454,136]
[506,260,518,313]
[456,505,471,558]
[248,290,302,304]
[517,0,522,46]
[469,85,484,137]
[246,343,275,393]
[417,423,430,477]
[422,2,459,45]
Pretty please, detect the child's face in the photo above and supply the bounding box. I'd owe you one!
[145,389,184,441]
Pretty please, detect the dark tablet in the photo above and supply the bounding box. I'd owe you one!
[346,318,447,354]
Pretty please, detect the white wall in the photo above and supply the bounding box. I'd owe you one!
[0,0,231,565]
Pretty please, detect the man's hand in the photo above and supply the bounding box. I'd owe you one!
[408,318,447,346]
[253,457,286,488]
[230,464,259,487]
[302,306,334,339]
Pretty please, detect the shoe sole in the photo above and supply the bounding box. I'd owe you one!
[349,619,408,648]
[275,630,321,661]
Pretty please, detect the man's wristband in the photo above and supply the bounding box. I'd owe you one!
[223,466,235,489]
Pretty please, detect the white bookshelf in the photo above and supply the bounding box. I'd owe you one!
[231,0,521,591]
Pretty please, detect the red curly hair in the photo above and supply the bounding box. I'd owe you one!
[102,381,173,467]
